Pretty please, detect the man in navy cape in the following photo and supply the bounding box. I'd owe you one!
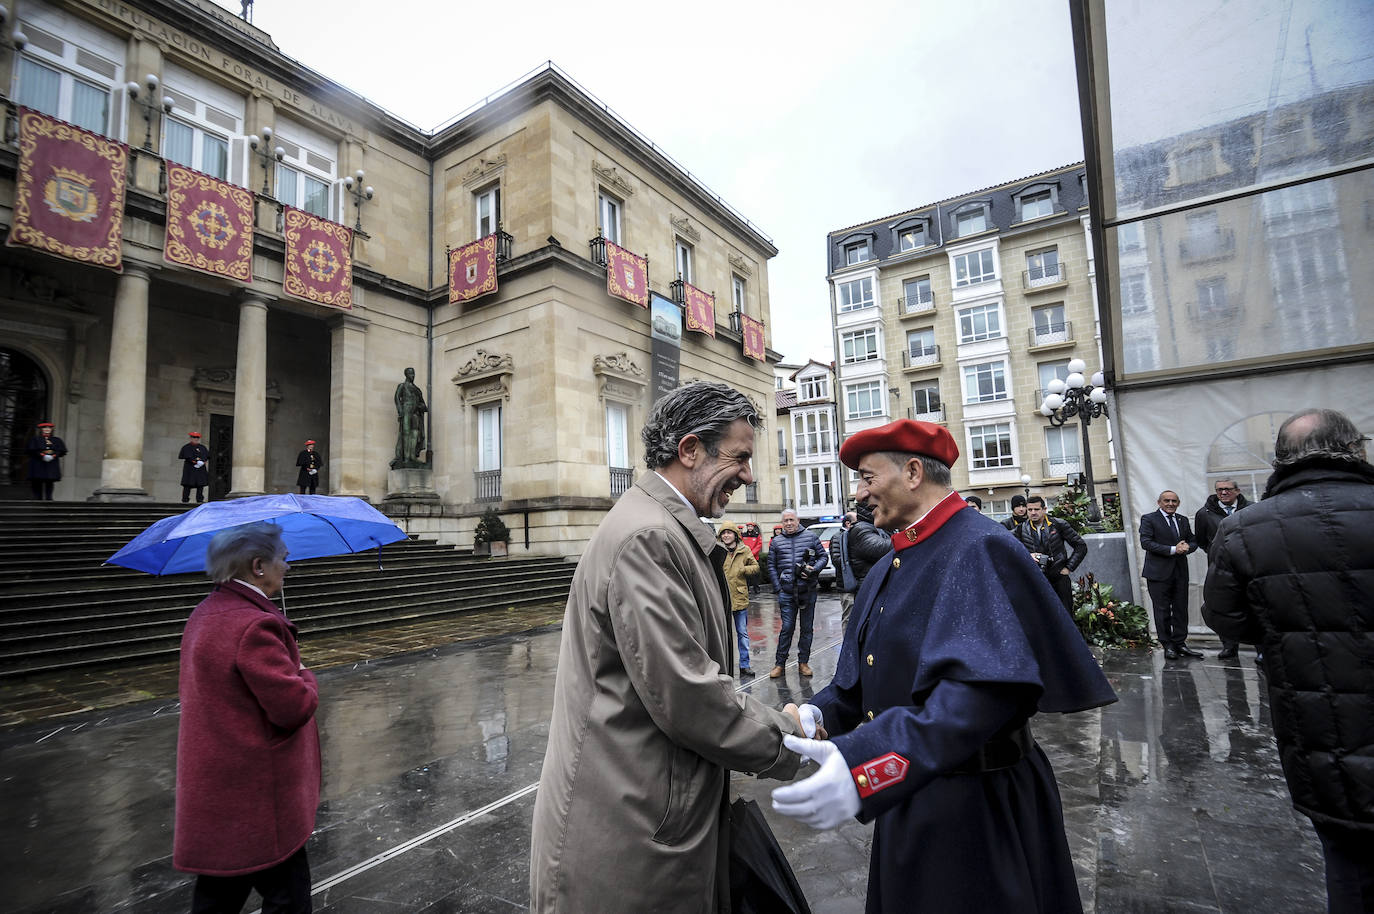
[772,418,1116,913]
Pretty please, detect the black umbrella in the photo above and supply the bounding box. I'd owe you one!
[728,797,812,914]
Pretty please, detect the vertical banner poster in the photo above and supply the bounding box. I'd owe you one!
[741,315,766,361]
[449,234,498,304]
[605,240,648,307]
[683,281,715,337]
[283,206,353,309]
[164,163,254,282]
[7,108,127,271]
[650,293,682,406]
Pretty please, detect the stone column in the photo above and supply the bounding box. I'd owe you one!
[227,292,269,497]
[90,264,154,502]
[327,312,370,496]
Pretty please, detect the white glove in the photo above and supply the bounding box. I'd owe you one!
[771,734,860,830]
[42,454,53,462]
[798,703,824,739]
[193,460,204,468]
[308,468,317,475]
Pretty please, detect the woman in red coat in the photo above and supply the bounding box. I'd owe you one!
[174,522,320,913]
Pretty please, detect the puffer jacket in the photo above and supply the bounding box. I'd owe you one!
[1012,516,1087,577]
[847,503,892,583]
[1193,491,1250,555]
[767,526,827,594]
[718,522,759,612]
[1203,458,1374,831]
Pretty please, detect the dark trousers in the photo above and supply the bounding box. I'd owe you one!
[298,483,317,495]
[30,480,54,500]
[775,588,817,666]
[1048,571,1074,614]
[182,485,205,504]
[191,846,312,914]
[1147,569,1190,648]
[1315,822,1374,913]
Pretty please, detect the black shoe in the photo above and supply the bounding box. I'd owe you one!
[1177,645,1204,659]
[1164,647,1180,660]
[1217,646,1239,660]
[739,668,755,679]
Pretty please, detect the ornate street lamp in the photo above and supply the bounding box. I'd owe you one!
[126,73,173,151]
[1039,358,1108,523]
[1020,473,1032,500]
[342,169,374,232]
[248,126,283,197]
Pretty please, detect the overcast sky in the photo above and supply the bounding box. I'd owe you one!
[217,0,1087,364]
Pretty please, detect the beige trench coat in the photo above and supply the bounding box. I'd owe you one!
[530,472,801,913]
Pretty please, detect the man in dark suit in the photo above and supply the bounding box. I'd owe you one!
[1139,490,1199,659]
[1195,478,1251,660]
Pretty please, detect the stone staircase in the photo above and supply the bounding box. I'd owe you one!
[0,500,575,678]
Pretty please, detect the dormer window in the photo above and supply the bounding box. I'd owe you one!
[894,217,930,252]
[1014,183,1060,222]
[845,239,871,265]
[953,203,990,237]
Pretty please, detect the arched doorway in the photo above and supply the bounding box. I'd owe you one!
[1205,412,1286,503]
[0,349,51,498]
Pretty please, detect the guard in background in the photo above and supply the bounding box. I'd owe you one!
[296,440,323,495]
[26,421,66,501]
[178,432,209,504]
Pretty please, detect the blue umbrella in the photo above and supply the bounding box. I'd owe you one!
[106,494,410,575]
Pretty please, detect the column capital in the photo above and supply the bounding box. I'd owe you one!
[327,312,371,333]
[238,288,273,309]
[121,262,157,281]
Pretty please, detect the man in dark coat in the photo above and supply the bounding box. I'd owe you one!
[26,421,66,500]
[1139,489,1200,659]
[1013,495,1087,614]
[1002,493,1029,530]
[295,440,323,495]
[178,432,209,504]
[1194,477,1251,659]
[1203,408,1374,913]
[771,418,1116,914]
[767,508,828,678]
[831,502,893,624]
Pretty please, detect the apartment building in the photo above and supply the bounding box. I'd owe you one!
[773,359,842,522]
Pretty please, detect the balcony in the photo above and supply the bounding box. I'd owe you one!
[1028,320,1073,349]
[902,344,941,370]
[1042,456,1083,479]
[745,483,759,504]
[610,466,634,497]
[1186,300,1242,323]
[898,290,935,316]
[908,406,945,423]
[1179,229,1236,263]
[474,469,502,502]
[778,447,789,466]
[728,310,744,334]
[1022,261,1068,292]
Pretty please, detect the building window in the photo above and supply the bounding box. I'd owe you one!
[17,54,113,135]
[837,277,875,312]
[969,422,1015,469]
[1020,190,1053,220]
[1196,277,1229,315]
[953,248,996,286]
[1038,360,1070,396]
[274,121,335,219]
[986,498,1012,518]
[475,183,501,238]
[845,240,871,265]
[606,403,630,469]
[955,208,988,237]
[797,466,836,510]
[1174,143,1215,184]
[1031,302,1067,336]
[277,165,331,217]
[957,302,1003,343]
[1121,272,1150,316]
[963,360,1008,403]
[732,274,746,312]
[163,116,229,180]
[899,224,926,251]
[902,275,933,311]
[907,328,936,361]
[845,380,884,420]
[1045,425,1081,476]
[793,412,833,459]
[478,404,502,471]
[675,238,694,284]
[841,327,879,364]
[1025,247,1061,285]
[598,191,622,244]
[1119,221,1145,252]
[910,382,941,420]
[800,375,829,401]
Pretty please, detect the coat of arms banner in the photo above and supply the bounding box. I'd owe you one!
[164,163,254,282]
[605,240,648,308]
[449,235,498,304]
[283,206,353,309]
[684,281,715,337]
[741,315,766,361]
[6,108,127,271]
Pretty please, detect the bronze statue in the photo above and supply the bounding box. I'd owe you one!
[391,367,429,468]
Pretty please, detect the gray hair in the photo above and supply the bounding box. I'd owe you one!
[641,382,762,470]
[1274,408,1367,467]
[871,450,953,488]
[781,508,799,520]
[206,522,286,583]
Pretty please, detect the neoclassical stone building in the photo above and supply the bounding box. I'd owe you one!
[0,0,782,554]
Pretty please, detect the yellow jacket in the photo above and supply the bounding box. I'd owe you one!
[718,521,760,612]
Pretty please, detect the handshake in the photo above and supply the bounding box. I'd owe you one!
[774,702,858,830]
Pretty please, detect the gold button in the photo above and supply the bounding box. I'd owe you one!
[856,774,869,788]
[866,710,874,720]
[879,605,884,613]
[893,557,901,569]
[866,654,874,666]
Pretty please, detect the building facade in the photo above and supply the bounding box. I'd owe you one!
[826,163,1117,518]
[0,0,783,554]
[772,359,841,523]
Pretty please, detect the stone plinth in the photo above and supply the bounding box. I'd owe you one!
[385,467,440,504]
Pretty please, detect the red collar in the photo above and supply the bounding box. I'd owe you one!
[891,491,968,552]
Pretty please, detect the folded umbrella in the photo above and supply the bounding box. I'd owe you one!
[107,494,409,575]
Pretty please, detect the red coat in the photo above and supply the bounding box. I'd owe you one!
[174,580,321,876]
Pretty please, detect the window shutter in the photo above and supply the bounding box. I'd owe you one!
[227,137,250,190]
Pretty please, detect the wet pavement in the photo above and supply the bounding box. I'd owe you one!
[0,592,1325,913]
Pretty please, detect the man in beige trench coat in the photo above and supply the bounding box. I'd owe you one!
[530,382,803,913]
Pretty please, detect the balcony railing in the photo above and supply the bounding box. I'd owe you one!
[729,310,744,334]
[475,469,502,502]
[1022,261,1067,290]
[898,291,935,315]
[908,406,945,423]
[1179,229,1236,263]
[1028,320,1073,348]
[902,344,940,368]
[610,466,634,497]
[778,447,789,466]
[1042,456,1083,479]
[1186,301,1242,323]
[745,483,759,504]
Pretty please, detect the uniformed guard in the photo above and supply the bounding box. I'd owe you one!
[26,421,67,501]
[295,440,323,495]
[771,418,1117,913]
[178,432,210,504]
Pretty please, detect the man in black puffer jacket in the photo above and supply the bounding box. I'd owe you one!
[767,510,828,679]
[1194,478,1251,659]
[830,501,893,624]
[1204,408,1374,912]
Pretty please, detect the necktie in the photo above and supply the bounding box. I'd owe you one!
[1167,514,1178,538]
[1224,505,1233,515]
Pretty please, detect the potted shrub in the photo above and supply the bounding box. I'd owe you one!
[474,507,511,557]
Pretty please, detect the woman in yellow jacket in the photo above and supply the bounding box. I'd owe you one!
[719,521,761,678]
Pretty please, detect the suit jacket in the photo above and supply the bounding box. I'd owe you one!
[1139,510,1196,582]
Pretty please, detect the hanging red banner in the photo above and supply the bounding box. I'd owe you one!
[741,315,766,361]
[448,234,498,304]
[6,108,127,271]
[605,239,648,308]
[683,282,715,337]
[164,163,254,282]
[283,206,353,309]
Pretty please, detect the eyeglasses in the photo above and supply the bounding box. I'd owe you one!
[1215,486,1238,493]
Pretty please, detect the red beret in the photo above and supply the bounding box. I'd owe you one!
[839,419,959,469]
[188,431,201,438]
[38,422,54,428]
[305,439,316,445]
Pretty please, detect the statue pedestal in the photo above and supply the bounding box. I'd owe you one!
[385,467,440,504]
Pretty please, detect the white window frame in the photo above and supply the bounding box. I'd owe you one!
[274,119,336,219]
[903,275,933,308]
[845,380,885,420]
[161,62,243,183]
[796,465,836,510]
[792,411,833,459]
[478,404,502,472]
[13,11,124,138]
[1045,425,1081,476]
[1019,190,1053,220]
[732,274,747,312]
[953,248,997,287]
[836,276,875,313]
[845,240,872,265]
[910,381,941,415]
[840,327,880,365]
[598,190,622,244]
[954,206,989,237]
[675,238,694,284]
[898,224,926,251]
[957,302,1004,343]
[1037,360,1070,394]
[1026,247,1061,285]
[907,327,936,359]
[800,375,828,401]
[962,360,1009,404]
[606,403,630,469]
[968,422,1015,470]
[1031,302,1067,335]
[475,183,501,238]
[162,115,231,180]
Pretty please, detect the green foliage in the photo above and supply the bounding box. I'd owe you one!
[1049,489,1124,534]
[473,507,510,546]
[1071,572,1152,649]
